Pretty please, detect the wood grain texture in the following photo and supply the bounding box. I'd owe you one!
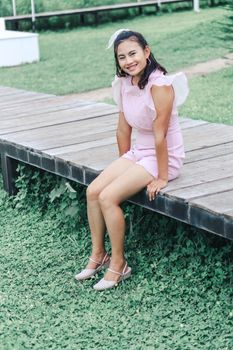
[190,190,233,216]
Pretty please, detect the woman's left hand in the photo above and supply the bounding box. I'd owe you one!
[147,178,168,201]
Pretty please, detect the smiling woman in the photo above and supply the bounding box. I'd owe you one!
[74,29,189,292]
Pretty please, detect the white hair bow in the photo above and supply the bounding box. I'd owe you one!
[106,28,130,49]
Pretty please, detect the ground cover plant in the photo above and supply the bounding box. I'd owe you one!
[0,165,233,349]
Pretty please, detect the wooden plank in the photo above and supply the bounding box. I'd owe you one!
[185,141,233,164]
[0,99,114,118]
[163,153,233,192]
[0,93,54,109]
[0,91,51,103]
[46,130,135,155]
[0,108,118,134]
[179,118,209,129]
[0,86,34,95]
[182,123,233,151]
[61,143,119,171]
[0,116,118,150]
[0,90,31,98]
[0,100,91,118]
[166,176,233,200]
[47,136,117,155]
[190,190,233,216]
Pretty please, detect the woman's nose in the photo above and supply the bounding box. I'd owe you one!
[125,56,133,65]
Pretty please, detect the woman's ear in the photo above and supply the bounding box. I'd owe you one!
[145,45,151,59]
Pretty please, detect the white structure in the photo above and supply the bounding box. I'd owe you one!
[0,18,6,30]
[0,19,40,67]
[193,0,200,12]
[12,0,17,16]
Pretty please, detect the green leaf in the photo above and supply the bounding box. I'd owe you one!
[65,182,76,193]
[64,206,79,217]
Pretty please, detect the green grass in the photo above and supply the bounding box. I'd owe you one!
[179,65,233,124]
[0,169,233,350]
[0,7,228,95]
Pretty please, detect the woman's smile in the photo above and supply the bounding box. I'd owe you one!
[126,63,138,71]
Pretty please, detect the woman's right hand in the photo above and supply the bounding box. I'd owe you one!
[147,178,168,201]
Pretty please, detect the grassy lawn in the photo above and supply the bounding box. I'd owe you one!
[179,65,233,124]
[0,170,233,350]
[0,7,228,95]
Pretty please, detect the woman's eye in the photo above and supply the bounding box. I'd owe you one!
[130,52,136,56]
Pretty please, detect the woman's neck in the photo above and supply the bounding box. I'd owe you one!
[131,76,139,86]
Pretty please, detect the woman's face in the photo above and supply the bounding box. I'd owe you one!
[117,39,150,77]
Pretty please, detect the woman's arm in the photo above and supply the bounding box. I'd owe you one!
[147,84,174,200]
[116,111,132,156]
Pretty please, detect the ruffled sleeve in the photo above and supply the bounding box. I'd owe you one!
[146,71,189,110]
[111,75,123,112]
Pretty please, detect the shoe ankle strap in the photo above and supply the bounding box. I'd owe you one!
[89,253,109,266]
[89,257,101,265]
[122,262,128,274]
[108,268,122,276]
[108,262,128,276]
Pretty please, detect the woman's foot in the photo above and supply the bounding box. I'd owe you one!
[93,260,131,291]
[75,252,110,281]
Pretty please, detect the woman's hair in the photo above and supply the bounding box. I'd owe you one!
[113,30,167,89]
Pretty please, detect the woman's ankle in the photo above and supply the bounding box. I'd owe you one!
[91,250,107,261]
[109,256,125,269]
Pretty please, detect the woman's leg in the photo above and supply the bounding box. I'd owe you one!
[85,157,135,269]
[98,164,154,281]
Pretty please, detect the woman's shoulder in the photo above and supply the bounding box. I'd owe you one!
[148,69,165,80]
[148,70,189,107]
[147,69,166,88]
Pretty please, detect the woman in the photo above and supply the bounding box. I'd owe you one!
[75,29,188,291]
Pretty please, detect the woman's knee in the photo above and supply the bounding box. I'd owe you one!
[99,189,117,210]
[86,182,101,202]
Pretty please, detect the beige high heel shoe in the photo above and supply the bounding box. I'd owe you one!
[75,253,110,281]
[93,262,131,291]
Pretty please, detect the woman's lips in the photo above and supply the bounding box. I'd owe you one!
[127,64,137,71]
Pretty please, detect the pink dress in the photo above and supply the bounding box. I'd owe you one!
[112,69,189,180]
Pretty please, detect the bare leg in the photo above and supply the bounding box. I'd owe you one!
[98,164,154,281]
[85,157,135,269]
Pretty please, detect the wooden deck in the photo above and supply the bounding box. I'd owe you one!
[0,86,232,240]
